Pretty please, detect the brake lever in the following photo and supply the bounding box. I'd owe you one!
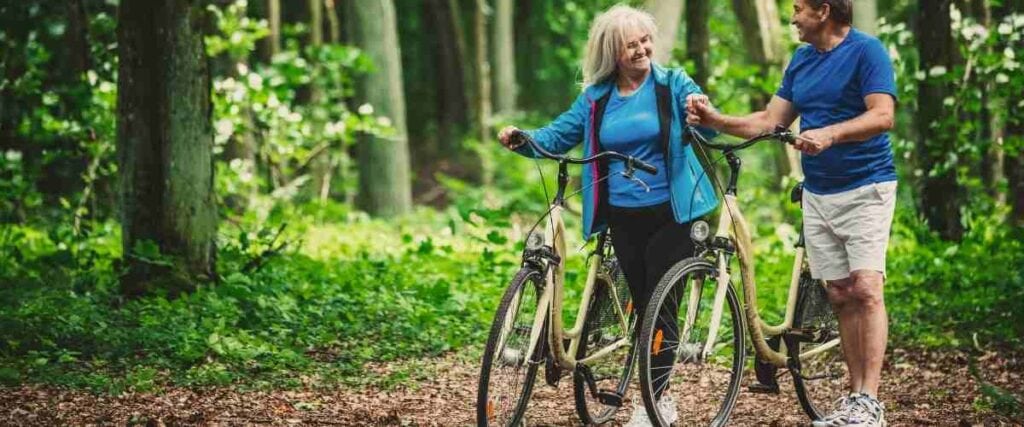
[621,168,651,193]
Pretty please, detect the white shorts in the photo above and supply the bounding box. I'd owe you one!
[802,181,897,281]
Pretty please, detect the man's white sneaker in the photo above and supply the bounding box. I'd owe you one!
[845,394,886,427]
[657,395,678,425]
[624,396,678,427]
[811,393,862,427]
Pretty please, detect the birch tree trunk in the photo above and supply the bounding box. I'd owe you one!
[645,0,685,65]
[492,0,516,114]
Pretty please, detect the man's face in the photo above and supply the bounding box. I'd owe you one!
[791,0,828,43]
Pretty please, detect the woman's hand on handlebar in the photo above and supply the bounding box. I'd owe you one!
[498,126,524,150]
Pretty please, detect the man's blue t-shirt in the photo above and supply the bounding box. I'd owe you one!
[776,28,898,195]
[600,73,671,207]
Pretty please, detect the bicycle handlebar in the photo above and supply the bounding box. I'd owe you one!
[509,130,659,175]
[684,125,795,152]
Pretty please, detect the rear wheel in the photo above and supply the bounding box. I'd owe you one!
[789,273,846,421]
[638,258,746,427]
[573,256,636,424]
[477,268,546,426]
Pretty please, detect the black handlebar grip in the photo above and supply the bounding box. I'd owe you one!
[633,159,658,175]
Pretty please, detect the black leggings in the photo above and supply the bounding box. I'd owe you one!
[606,202,695,399]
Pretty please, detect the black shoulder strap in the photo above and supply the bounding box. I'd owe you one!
[655,81,673,159]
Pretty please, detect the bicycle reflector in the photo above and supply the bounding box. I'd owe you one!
[526,231,545,251]
[691,220,711,243]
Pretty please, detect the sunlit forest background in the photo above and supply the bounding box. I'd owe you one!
[0,0,1022,421]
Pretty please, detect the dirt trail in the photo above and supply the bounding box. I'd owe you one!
[1,349,1021,426]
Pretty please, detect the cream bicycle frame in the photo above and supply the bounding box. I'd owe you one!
[519,204,633,372]
[689,194,841,368]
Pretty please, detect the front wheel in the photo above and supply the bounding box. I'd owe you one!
[638,258,746,427]
[477,267,546,426]
[789,273,846,421]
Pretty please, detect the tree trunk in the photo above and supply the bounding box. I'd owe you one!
[645,0,685,66]
[307,0,331,201]
[492,0,516,114]
[348,0,413,216]
[425,0,469,149]
[853,0,878,34]
[264,0,281,62]
[66,0,91,75]
[916,0,964,240]
[685,0,710,89]
[475,0,494,186]
[117,0,217,297]
[325,0,341,43]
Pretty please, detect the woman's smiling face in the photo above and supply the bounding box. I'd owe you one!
[617,28,653,76]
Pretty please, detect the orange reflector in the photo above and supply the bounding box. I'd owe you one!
[626,301,633,315]
[653,329,664,355]
[487,399,495,419]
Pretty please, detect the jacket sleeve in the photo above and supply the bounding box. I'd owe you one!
[671,69,719,141]
[514,92,588,158]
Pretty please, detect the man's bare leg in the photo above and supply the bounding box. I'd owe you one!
[827,277,864,394]
[848,269,887,397]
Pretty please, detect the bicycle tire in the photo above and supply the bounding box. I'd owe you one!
[477,267,546,426]
[638,257,746,427]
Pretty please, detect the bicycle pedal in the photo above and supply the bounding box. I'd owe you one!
[596,390,623,407]
[748,382,780,394]
[544,356,564,387]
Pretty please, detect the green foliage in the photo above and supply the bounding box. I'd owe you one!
[0,206,523,391]
[206,1,380,207]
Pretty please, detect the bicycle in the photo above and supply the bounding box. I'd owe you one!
[476,131,659,426]
[636,125,845,426]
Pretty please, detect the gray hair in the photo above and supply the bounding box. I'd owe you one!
[581,5,658,88]
[805,0,853,26]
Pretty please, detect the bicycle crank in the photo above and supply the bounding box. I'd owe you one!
[575,363,624,407]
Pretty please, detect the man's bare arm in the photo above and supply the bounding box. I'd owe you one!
[687,95,799,139]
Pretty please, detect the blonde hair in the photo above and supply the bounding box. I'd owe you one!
[581,5,658,88]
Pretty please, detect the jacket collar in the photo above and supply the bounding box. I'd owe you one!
[584,63,670,100]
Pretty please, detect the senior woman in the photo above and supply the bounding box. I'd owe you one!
[498,4,717,425]
[688,0,897,426]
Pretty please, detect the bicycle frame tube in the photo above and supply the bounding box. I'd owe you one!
[716,194,791,367]
[520,202,634,371]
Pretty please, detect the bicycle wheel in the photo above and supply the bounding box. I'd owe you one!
[477,267,546,426]
[638,257,746,427]
[573,256,636,425]
[788,273,846,421]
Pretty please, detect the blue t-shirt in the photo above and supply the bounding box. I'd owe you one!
[599,73,670,207]
[776,28,898,195]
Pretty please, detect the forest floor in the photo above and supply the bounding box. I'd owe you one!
[1,348,1021,426]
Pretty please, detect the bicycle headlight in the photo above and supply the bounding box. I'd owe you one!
[691,220,711,243]
[525,231,545,251]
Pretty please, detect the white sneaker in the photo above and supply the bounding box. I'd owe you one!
[845,394,886,427]
[624,396,678,427]
[811,393,861,427]
[624,404,652,427]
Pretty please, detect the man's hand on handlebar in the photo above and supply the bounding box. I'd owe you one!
[685,94,720,127]
[793,128,835,156]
